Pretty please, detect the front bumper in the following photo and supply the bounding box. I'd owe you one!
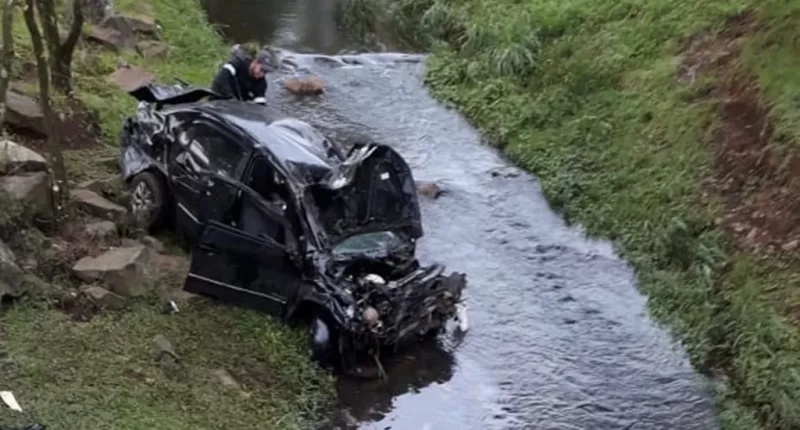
[349,264,467,347]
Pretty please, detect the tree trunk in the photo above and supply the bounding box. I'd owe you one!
[24,0,69,221]
[35,0,82,95]
[0,0,15,125]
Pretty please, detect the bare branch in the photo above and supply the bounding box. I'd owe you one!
[61,0,83,67]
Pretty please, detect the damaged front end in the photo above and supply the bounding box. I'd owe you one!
[319,231,468,378]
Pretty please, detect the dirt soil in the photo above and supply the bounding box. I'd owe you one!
[678,13,800,256]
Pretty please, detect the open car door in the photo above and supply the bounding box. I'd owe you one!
[183,183,303,318]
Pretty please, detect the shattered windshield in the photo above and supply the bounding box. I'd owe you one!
[332,231,403,259]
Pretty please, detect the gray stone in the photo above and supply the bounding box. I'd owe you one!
[212,368,241,390]
[86,25,135,51]
[120,238,141,248]
[0,172,53,217]
[102,13,157,35]
[72,188,127,221]
[84,220,118,241]
[136,40,170,59]
[0,140,47,174]
[81,285,126,310]
[5,91,45,136]
[0,240,24,299]
[72,245,151,297]
[152,334,178,363]
[77,176,120,195]
[107,65,154,93]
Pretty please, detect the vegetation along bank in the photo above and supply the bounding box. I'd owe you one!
[0,0,333,428]
[335,0,800,428]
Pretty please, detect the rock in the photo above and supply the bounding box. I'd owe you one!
[0,240,24,299]
[136,40,170,59]
[490,167,522,178]
[72,245,151,297]
[102,13,157,35]
[152,334,178,363]
[0,140,47,174]
[5,91,46,136]
[212,368,241,390]
[140,235,165,253]
[86,25,135,51]
[120,238,141,248]
[72,188,127,221]
[107,65,154,93]
[283,76,325,95]
[782,239,799,252]
[81,285,126,310]
[0,172,53,217]
[84,220,118,241]
[417,181,444,199]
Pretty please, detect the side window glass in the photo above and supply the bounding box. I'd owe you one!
[185,122,249,176]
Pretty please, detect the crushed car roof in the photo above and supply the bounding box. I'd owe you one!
[192,101,344,182]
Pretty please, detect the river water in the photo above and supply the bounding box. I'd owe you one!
[201,1,720,429]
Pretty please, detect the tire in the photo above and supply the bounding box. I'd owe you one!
[129,171,169,231]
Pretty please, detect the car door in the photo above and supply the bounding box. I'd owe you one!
[168,117,251,242]
[183,182,303,318]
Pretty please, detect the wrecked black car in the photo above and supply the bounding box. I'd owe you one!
[118,81,468,377]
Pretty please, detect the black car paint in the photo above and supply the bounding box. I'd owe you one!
[119,81,467,370]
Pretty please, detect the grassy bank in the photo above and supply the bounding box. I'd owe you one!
[374,0,800,428]
[0,0,334,427]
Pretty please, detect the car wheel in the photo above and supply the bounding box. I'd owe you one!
[130,171,169,231]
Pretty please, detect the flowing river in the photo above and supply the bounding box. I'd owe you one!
[201,1,720,428]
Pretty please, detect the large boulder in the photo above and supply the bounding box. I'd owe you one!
[0,172,53,217]
[0,240,25,299]
[72,188,127,221]
[5,91,46,136]
[72,245,152,297]
[0,140,47,175]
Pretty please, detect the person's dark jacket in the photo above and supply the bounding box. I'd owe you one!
[210,50,267,102]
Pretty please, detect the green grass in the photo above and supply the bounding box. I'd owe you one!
[0,298,333,430]
[372,0,800,428]
[0,0,336,427]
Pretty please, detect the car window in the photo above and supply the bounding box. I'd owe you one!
[185,121,249,177]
